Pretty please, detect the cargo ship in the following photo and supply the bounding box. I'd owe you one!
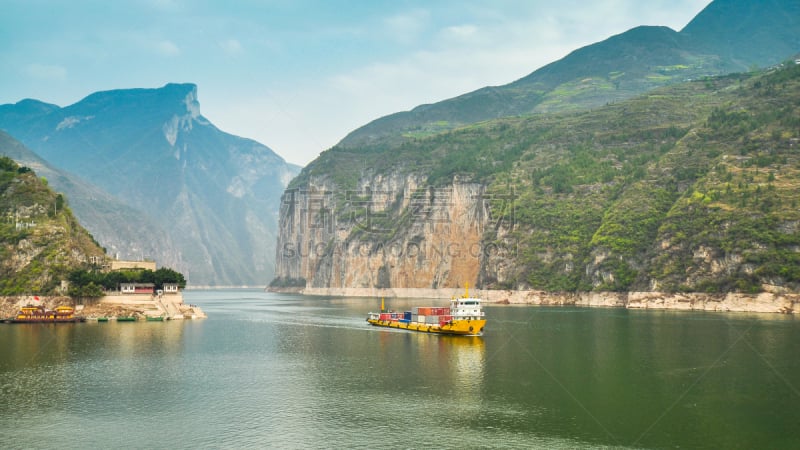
[366,286,486,336]
[4,304,85,323]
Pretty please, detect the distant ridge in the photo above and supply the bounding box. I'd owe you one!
[338,0,800,148]
[0,84,300,286]
[681,0,800,68]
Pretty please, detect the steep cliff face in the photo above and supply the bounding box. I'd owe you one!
[274,171,493,289]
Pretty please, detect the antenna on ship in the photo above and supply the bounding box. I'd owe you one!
[380,297,385,313]
[465,282,469,298]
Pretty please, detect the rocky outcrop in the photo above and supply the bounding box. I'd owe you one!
[293,287,797,314]
[0,294,206,320]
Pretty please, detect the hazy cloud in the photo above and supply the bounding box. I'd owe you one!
[441,24,480,43]
[24,63,68,81]
[384,9,431,44]
[156,40,180,56]
[219,39,244,56]
[144,0,182,12]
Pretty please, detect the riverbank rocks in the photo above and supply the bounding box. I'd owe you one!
[288,288,798,314]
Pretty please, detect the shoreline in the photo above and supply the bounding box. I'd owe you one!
[268,287,798,315]
[1,292,207,320]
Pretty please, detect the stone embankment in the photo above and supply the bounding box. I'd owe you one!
[273,287,797,314]
[1,292,207,320]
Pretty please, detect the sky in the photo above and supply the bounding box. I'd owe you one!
[0,0,711,166]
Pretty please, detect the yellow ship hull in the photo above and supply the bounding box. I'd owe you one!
[367,318,486,336]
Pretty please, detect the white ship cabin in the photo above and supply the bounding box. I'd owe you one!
[449,297,484,321]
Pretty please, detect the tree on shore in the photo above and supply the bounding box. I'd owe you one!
[67,267,187,297]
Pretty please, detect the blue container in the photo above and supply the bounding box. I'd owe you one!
[399,319,411,324]
[403,311,412,320]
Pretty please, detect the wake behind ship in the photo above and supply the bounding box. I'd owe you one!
[366,287,486,336]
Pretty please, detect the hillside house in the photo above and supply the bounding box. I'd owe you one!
[120,283,155,294]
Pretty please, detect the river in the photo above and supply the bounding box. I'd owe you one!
[1,289,798,448]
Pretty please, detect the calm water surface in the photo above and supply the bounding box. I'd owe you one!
[1,290,799,449]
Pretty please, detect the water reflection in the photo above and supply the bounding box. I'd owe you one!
[1,292,798,449]
[441,335,485,389]
[0,321,187,420]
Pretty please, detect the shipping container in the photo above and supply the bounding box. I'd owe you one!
[418,307,433,316]
[412,307,419,314]
[403,311,412,320]
[415,315,425,323]
[425,315,440,324]
[379,313,392,321]
[399,319,411,324]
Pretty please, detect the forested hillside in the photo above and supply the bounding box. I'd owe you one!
[0,155,105,295]
[277,64,800,294]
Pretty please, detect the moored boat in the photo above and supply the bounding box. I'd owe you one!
[5,304,85,323]
[366,286,486,336]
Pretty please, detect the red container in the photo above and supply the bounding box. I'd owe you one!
[379,313,392,321]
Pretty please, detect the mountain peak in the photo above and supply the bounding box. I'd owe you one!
[338,0,800,148]
[161,83,200,116]
[681,0,800,68]
[69,82,201,118]
[0,98,60,123]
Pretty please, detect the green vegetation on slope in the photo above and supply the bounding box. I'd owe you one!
[293,64,800,293]
[0,155,105,295]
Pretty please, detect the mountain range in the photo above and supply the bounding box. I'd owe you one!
[0,84,300,286]
[1,0,798,290]
[273,0,800,294]
[340,0,800,149]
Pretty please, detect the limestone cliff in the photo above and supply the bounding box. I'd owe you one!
[274,171,494,289]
